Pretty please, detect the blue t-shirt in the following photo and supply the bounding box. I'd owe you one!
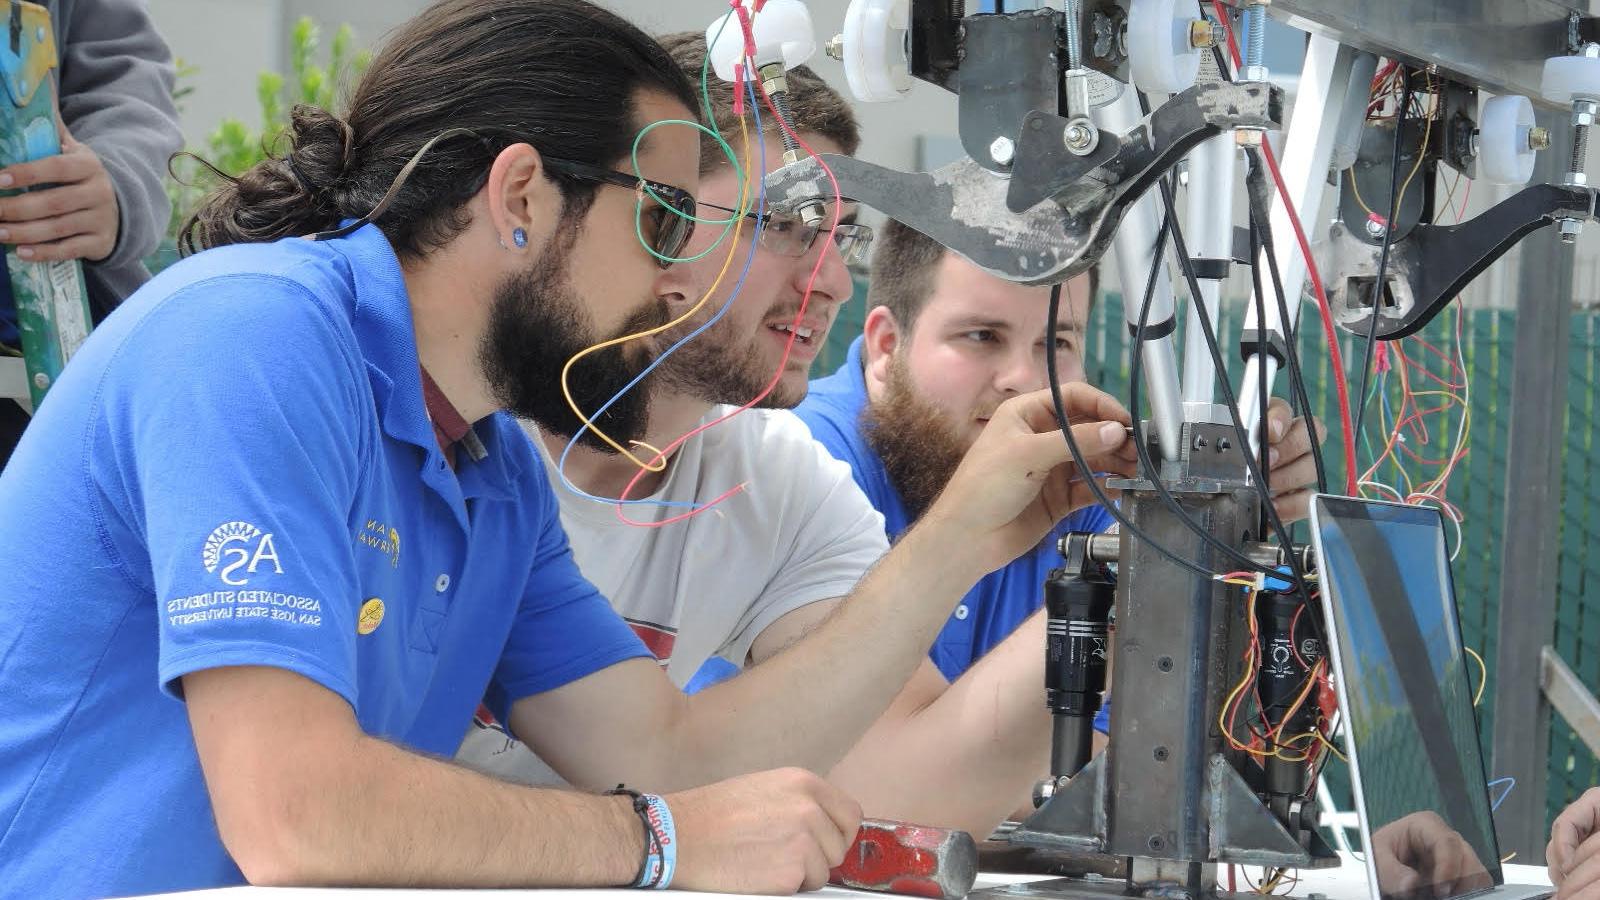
[794,338,1115,724]
[0,224,650,897]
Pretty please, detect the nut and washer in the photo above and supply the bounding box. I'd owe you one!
[1063,118,1099,156]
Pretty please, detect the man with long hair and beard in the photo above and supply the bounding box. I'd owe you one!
[0,3,1163,896]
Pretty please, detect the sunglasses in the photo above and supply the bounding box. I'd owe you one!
[542,157,697,268]
[698,201,874,266]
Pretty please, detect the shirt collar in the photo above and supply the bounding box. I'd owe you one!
[420,367,487,465]
[327,223,516,497]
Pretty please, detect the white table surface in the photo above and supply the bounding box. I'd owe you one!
[124,855,1553,900]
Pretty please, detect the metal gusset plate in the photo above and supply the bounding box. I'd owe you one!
[1008,81,1281,213]
[762,82,1283,286]
[1330,182,1595,340]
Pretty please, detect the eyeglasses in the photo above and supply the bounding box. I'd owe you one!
[698,201,875,267]
[542,157,697,268]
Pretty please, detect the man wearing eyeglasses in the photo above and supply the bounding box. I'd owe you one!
[455,30,1140,837]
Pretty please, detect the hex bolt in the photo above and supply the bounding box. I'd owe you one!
[989,136,1016,166]
[1194,436,1209,450]
[1366,218,1388,238]
[1218,438,1232,451]
[1157,656,1175,672]
[825,34,845,61]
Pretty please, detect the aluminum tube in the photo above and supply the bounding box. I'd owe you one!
[1182,134,1240,404]
[1094,90,1184,461]
[1238,35,1356,453]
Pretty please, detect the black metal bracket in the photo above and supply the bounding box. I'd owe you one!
[763,81,1282,286]
[1008,81,1282,213]
[1330,182,1596,340]
[960,10,1064,174]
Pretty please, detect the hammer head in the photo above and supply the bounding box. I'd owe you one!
[830,819,979,900]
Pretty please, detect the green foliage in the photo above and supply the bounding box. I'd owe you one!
[164,18,371,242]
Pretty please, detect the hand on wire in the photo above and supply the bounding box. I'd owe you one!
[927,382,1134,574]
[1264,397,1328,524]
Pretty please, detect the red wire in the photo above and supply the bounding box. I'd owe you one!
[1213,1,1359,494]
[615,63,843,528]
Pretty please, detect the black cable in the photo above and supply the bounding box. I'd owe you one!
[1202,13,1329,496]
[1350,67,1415,460]
[1251,219,1272,539]
[1126,210,1280,578]
[1245,153,1329,494]
[1045,284,1225,581]
[1150,173,1328,647]
[1130,96,1295,551]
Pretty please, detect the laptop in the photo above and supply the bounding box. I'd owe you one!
[1308,495,1551,900]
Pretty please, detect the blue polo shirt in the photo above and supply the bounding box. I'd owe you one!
[795,338,1114,723]
[0,224,650,897]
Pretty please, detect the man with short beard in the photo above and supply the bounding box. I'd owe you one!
[795,219,1324,828]
[0,4,1136,895]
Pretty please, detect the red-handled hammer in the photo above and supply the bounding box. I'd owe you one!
[830,819,979,900]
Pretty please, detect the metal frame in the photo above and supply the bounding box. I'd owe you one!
[1268,0,1593,110]
[1491,104,1577,857]
[1543,646,1600,758]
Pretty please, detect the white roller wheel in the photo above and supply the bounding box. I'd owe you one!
[706,0,816,84]
[842,0,912,103]
[1541,54,1600,104]
[1478,95,1536,185]
[1128,0,1200,94]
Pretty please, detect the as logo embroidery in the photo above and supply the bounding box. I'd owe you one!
[202,521,284,586]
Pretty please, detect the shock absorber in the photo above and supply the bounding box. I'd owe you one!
[1044,533,1116,779]
[1254,588,1323,808]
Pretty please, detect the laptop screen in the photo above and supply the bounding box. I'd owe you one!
[1313,496,1503,900]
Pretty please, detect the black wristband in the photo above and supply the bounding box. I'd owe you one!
[606,785,659,888]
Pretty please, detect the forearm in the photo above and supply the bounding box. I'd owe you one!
[662,514,988,789]
[828,612,1051,836]
[227,733,643,887]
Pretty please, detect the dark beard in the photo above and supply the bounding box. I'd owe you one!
[651,311,803,410]
[861,357,967,521]
[478,243,667,451]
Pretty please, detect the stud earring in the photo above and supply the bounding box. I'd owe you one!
[512,227,527,248]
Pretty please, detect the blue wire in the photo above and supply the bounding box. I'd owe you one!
[1488,776,1516,812]
[554,72,768,510]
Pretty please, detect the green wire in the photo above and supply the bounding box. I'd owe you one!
[627,7,762,265]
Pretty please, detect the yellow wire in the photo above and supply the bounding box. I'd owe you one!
[1348,73,1435,224]
[1316,729,1349,763]
[556,95,757,470]
[1466,645,1487,707]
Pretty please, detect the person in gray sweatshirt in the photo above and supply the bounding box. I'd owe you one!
[0,0,181,467]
